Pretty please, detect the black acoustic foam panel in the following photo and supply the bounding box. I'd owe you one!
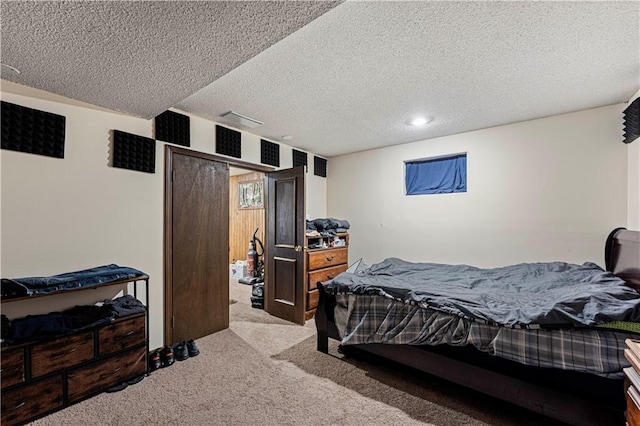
[216,125,241,158]
[155,110,190,147]
[1,101,66,158]
[314,156,327,178]
[623,98,640,144]
[261,139,280,167]
[292,149,307,170]
[113,130,156,173]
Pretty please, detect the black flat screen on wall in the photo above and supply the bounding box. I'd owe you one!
[113,130,156,173]
[1,101,66,158]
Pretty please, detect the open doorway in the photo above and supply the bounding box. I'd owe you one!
[228,167,266,316]
[164,145,306,346]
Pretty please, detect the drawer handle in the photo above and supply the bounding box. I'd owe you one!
[8,401,26,411]
[326,256,334,261]
[68,347,79,354]
[124,330,135,336]
[326,274,335,279]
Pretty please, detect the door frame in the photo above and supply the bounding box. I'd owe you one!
[164,145,274,345]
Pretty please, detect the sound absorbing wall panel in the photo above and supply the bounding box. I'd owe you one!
[292,149,307,171]
[216,125,241,158]
[1,101,66,158]
[623,98,640,144]
[112,130,156,173]
[314,156,327,178]
[155,110,190,147]
[260,139,280,167]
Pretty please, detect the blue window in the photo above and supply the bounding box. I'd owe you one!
[405,154,467,195]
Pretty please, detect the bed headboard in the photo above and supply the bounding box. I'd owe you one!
[606,228,640,290]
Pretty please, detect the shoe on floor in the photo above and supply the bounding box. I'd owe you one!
[186,339,200,357]
[106,382,128,393]
[160,346,175,367]
[126,375,145,386]
[149,348,162,372]
[172,341,189,361]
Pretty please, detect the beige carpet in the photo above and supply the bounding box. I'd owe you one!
[31,281,560,426]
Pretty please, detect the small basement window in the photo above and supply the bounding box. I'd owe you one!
[405,154,467,195]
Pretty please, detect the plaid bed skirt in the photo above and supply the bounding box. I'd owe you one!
[333,293,639,378]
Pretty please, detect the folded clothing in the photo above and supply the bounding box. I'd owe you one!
[1,264,146,298]
[0,279,29,299]
[64,305,114,330]
[310,218,350,232]
[11,312,72,341]
[103,295,146,317]
[7,295,145,342]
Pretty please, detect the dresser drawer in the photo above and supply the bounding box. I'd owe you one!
[307,248,348,271]
[307,289,319,310]
[308,264,348,291]
[1,374,63,426]
[99,315,146,356]
[67,346,146,403]
[1,348,25,389]
[31,331,94,378]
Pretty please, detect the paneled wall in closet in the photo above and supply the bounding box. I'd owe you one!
[229,170,265,265]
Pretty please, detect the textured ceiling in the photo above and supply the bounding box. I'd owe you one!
[1,1,639,158]
[178,1,640,157]
[0,1,340,118]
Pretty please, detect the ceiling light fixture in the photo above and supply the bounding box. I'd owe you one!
[220,111,263,129]
[1,63,21,77]
[409,116,434,126]
[281,135,293,140]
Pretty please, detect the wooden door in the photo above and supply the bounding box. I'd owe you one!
[167,150,229,343]
[265,166,305,324]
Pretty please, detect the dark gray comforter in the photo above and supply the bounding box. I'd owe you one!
[321,258,640,327]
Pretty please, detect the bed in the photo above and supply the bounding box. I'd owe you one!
[315,228,640,426]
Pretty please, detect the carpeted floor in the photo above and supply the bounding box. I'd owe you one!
[31,280,562,425]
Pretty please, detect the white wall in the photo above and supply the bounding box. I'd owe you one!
[327,104,629,268]
[628,89,640,230]
[0,82,326,348]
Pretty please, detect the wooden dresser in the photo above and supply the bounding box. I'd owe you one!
[1,276,149,426]
[305,233,349,320]
[1,312,147,426]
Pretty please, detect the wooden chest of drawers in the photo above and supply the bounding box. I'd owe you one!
[305,233,349,320]
[67,346,147,403]
[0,313,147,426]
[31,331,94,378]
[1,348,25,389]
[1,375,63,426]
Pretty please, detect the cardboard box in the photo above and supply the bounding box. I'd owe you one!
[229,263,248,279]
